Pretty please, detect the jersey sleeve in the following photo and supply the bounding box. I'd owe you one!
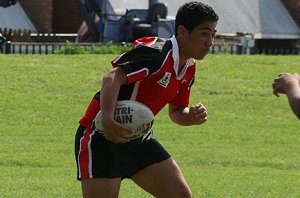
[111,46,164,84]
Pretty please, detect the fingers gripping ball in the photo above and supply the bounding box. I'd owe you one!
[94,100,154,140]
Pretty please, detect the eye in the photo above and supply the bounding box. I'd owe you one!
[200,32,209,37]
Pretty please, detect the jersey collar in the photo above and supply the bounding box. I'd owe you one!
[170,35,195,80]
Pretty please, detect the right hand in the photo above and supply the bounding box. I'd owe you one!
[102,117,132,143]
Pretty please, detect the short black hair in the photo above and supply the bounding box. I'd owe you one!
[175,1,219,35]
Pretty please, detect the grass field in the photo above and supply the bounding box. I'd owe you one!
[0,54,299,197]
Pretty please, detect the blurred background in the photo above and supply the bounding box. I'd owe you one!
[0,0,299,55]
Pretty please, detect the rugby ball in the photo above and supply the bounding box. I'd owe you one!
[94,100,154,140]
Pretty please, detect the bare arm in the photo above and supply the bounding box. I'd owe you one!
[100,67,132,143]
[273,73,300,119]
[168,103,208,126]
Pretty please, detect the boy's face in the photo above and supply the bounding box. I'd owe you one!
[179,21,217,60]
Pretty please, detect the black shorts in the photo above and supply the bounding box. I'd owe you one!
[74,125,171,180]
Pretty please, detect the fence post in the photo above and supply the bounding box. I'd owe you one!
[5,41,11,54]
[237,44,243,55]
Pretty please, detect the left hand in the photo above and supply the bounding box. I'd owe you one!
[272,73,300,97]
[189,103,208,125]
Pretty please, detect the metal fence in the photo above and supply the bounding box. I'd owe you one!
[0,41,243,55]
[0,41,299,55]
[1,42,64,54]
[1,42,97,54]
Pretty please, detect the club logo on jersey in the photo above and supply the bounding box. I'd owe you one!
[157,72,171,88]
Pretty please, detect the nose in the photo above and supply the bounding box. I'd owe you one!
[206,36,214,47]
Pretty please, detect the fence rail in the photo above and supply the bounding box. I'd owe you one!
[0,28,77,42]
[1,42,102,54]
[0,41,299,55]
[0,42,244,55]
[2,42,64,54]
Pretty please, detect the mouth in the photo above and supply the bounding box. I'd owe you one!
[202,49,210,54]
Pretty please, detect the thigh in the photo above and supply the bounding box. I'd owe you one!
[81,178,121,198]
[131,158,192,198]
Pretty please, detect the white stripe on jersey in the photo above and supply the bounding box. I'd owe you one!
[88,130,95,178]
[130,81,140,101]
[127,68,149,78]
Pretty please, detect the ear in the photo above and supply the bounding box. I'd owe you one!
[177,25,187,37]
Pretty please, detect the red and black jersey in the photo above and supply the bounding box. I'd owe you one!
[79,36,196,129]
[113,36,196,114]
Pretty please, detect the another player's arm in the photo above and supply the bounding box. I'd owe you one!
[285,82,300,119]
[168,103,208,126]
[273,73,300,119]
[100,67,132,143]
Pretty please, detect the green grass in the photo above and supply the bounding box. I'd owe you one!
[0,54,299,197]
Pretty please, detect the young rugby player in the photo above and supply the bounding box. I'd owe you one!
[75,1,219,197]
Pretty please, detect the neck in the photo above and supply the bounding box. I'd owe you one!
[176,36,189,73]
[175,35,194,75]
[178,52,189,74]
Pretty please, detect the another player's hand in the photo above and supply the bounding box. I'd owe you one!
[102,117,132,143]
[189,103,208,125]
[272,73,300,97]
